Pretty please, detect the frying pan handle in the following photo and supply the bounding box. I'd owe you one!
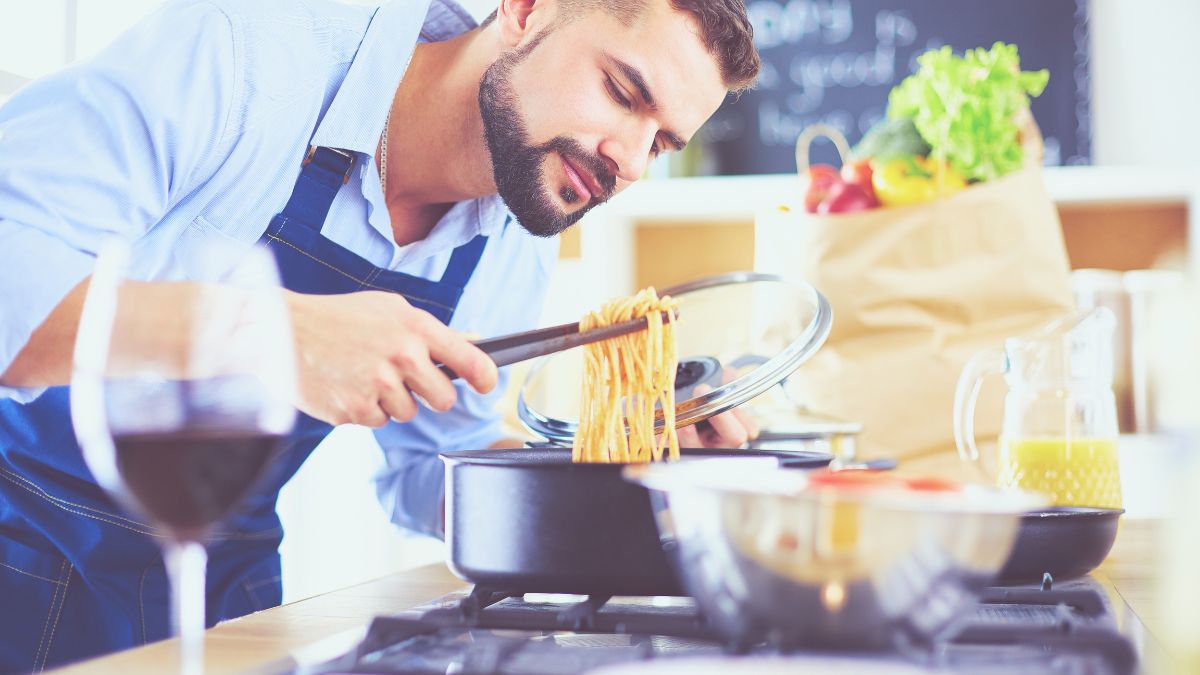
[953,349,1006,469]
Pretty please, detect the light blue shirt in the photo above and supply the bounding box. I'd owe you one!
[0,0,558,537]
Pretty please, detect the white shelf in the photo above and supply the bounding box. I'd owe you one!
[585,165,1200,222]
[1043,166,1200,206]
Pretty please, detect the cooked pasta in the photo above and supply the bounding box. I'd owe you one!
[572,287,680,463]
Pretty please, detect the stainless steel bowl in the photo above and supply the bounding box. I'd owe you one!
[625,460,1044,651]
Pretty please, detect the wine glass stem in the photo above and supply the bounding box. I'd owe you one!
[165,540,207,675]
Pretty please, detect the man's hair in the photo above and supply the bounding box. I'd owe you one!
[663,0,759,91]
[480,0,760,92]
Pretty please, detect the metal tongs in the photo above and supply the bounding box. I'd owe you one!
[438,310,675,380]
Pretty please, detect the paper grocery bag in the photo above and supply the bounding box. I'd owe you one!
[755,164,1075,476]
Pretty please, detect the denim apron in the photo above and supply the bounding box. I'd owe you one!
[0,145,488,672]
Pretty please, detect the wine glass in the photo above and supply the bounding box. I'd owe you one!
[71,239,296,674]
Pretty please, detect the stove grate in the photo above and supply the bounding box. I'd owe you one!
[301,582,1137,675]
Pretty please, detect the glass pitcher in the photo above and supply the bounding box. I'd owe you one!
[953,308,1122,509]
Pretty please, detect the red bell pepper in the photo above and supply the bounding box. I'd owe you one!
[803,164,842,213]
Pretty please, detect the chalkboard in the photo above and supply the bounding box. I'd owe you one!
[699,0,1091,175]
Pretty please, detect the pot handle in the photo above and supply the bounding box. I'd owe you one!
[953,349,1006,469]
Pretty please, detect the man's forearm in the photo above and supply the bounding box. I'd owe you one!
[1,278,202,388]
[1,278,92,388]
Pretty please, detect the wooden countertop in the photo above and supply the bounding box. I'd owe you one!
[56,519,1167,674]
[52,563,466,674]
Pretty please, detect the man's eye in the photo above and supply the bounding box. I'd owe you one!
[605,76,633,110]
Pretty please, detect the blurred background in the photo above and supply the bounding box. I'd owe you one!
[2,0,1198,609]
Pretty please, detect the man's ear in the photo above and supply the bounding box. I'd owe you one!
[494,0,558,48]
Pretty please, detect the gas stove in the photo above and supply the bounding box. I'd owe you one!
[299,576,1138,675]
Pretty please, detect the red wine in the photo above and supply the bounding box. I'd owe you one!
[113,430,283,541]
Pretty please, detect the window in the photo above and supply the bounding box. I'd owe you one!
[1,0,164,100]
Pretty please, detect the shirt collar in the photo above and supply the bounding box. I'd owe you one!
[309,0,478,154]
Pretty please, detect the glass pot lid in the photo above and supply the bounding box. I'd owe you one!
[517,272,833,443]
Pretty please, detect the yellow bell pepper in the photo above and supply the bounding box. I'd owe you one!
[870,156,966,207]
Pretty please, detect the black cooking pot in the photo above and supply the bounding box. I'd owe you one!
[442,447,832,596]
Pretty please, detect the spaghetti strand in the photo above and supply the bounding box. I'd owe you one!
[572,288,680,463]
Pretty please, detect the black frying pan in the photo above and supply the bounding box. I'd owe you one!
[997,507,1124,584]
[442,447,832,597]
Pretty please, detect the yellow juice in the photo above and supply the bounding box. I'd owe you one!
[997,436,1123,509]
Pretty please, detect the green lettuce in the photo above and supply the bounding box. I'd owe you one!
[888,42,1049,182]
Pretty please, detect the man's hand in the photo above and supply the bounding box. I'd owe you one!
[676,382,760,448]
[286,290,497,427]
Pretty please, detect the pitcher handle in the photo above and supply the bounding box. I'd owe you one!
[953,349,1006,465]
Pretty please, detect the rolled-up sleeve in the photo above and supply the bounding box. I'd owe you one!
[0,0,236,400]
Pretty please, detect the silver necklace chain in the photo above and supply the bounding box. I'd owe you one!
[382,33,431,200]
[380,106,392,198]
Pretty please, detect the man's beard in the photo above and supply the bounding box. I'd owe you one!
[478,39,616,238]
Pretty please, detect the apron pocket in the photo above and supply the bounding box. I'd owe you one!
[0,536,72,673]
[206,552,283,621]
[242,574,282,613]
[239,556,283,614]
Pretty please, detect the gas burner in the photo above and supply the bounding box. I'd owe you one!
[301,581,1137,675]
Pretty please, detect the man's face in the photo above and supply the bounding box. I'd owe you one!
[479,2,729,237]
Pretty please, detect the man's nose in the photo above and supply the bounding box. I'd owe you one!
[599,122,658,184]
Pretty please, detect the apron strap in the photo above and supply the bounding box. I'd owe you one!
[280,147,357,225]
[439,232,489,288]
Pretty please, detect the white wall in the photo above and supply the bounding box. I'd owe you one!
[276,427,443,602]
[0,0,165,90]
[457,0,496,19]
[1090,0,1200,169]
